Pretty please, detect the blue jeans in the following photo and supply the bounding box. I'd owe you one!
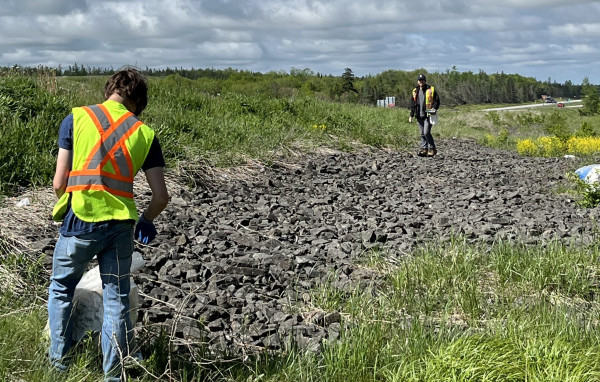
[48,222,136,381]
[418,116,435,150]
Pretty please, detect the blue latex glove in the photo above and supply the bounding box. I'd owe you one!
[135,214,157,244]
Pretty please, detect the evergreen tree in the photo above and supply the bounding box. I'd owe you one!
[581,77,600,116]
[341,68,358,94]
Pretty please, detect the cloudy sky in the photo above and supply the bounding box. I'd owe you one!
[2,0,600,84]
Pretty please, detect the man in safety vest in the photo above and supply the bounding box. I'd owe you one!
[409,74,441,157]
[48,67,169,381]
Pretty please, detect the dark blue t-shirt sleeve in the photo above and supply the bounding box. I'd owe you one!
[141,137,166,171]
[58,114,73,150]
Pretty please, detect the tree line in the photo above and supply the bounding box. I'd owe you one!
[2,63,595,108]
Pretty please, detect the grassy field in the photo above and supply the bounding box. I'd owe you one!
[2,73,600,381]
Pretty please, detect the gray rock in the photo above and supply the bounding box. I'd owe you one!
[126,139,590,357]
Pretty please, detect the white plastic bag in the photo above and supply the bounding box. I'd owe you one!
[575,164,600,184]
[16,198,30,207]
[426,109,439,125]
[429,112,439,125]
[45,251,145,342]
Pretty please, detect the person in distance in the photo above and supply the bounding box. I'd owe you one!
[409,74,441,157]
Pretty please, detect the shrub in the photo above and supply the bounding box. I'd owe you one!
[516,136,565,157]
[580,78,599,116]
[566,136,600,155]
[497,127,510,144]
[576,121,597,137]
[516,138,537,156]
[0,75,69,195]
[579,183,600,208]
[485,111,501,126]
[482,128,510,148]
[544,111,571,142]
[518,135,600,157]
[515,111,544,127]
[567,172,600,208]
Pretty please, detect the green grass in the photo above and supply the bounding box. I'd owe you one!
[2,73,600,195]
[143,78,413,166]
[0,73,413,195]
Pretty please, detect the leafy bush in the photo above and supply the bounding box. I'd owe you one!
[0,75,69,195]
[485,111,501,126]
[482,127,510,148]
[565,136,600,155]
[567,172,600,208]
[516,136,564,157]
[516,111,544,127]
[580,79,599,116]
[578,183,600,208]
[544,111,571,142]
[576,121,597,137]
[497,127,509,144]
[518,135,600,157]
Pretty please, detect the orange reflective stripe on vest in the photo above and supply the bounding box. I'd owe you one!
[413,86,435,110]
[66,105,144,198]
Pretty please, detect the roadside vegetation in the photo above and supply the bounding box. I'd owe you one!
[5,238,600,381]
[2,68,600,381]
[2,68,600,196]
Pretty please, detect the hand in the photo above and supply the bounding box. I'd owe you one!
[429,109,437,115]
[408,116,413,123]
[135,214,157,244]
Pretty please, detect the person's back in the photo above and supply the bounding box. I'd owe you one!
[48,67,169,381]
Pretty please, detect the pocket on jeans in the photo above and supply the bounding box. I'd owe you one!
[62,236,97,265]
[70,236,95,251]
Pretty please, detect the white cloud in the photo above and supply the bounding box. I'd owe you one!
[196,42,263,60]
[553,23,600,38]
[0,0,599,83]
[567,44,597,55]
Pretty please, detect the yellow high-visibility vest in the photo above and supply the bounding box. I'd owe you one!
[413,86,435,110]
[53,100,154,222]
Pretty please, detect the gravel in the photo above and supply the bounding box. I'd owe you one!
[127,139,598,356]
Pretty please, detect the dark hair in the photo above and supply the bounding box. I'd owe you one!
[104,67,148,115]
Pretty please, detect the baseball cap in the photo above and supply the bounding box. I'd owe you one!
[418,74,426,81]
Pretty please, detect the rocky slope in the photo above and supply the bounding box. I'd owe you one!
[131,139,597,356]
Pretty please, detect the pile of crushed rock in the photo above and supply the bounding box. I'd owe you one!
[132,139,597,356]
[12,139,598,358]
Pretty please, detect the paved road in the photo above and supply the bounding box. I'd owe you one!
[482,99,582,111]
